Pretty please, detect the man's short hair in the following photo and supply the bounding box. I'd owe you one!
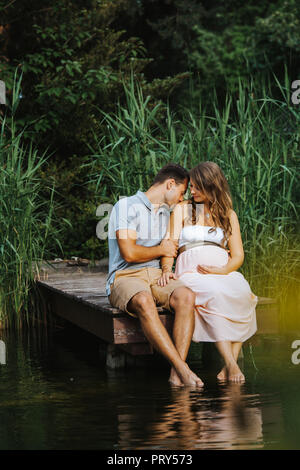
[152,163,189,186]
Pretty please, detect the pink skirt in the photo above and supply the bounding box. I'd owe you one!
[175,246,257,342]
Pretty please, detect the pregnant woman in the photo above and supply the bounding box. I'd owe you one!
[158,161,257,384]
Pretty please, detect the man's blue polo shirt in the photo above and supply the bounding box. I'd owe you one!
[106,190,171,296]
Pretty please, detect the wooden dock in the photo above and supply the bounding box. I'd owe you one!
[36,261,279,366]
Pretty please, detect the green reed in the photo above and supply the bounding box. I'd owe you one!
[186,76,299,328]
[87,77,191,200]
[90,73,299,329]
[0,69,61,329]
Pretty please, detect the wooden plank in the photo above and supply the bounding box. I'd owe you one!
[113,313,173,344]
[255,296,277,305]
[256,303,279,334]
[37,282,174,346]
[37,280,123,316]
[36,272,280,357]
[37,284,115,343]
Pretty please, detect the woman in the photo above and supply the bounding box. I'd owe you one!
[158,161,257,384]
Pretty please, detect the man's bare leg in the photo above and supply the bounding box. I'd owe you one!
[127,291,203,387]
[168,287,203,387]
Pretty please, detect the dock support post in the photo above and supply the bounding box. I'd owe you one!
[106,344,126,369]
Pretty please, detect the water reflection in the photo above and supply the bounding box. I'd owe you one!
[118,383,265,450]
[0,340,6,365]
[0,329,297,449]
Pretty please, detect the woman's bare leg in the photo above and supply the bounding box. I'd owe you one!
[215,341,245,383]
[231,342,243,361]
[217,341,244,381]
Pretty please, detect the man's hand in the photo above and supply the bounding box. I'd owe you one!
[157,271,178,287]
[159,238,178,258]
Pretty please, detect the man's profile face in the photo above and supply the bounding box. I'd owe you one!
[166,178,188,207]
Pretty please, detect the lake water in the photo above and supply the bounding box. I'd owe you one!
[0,325,299,450]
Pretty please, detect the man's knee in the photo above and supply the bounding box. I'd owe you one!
[170,286,195,309]
[128,291,156,317]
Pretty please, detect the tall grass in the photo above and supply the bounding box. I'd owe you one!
[0,68,63,329]
[89,75,300,330]
[185,76,299,329]
[87,77,191,199]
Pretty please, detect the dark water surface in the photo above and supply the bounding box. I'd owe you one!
[0,326,299,450]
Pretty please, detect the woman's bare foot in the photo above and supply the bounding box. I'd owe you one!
[227,362,245,383]
[217,366,227,381]
[217,363,245,383]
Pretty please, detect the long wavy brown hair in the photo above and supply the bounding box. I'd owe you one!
[189,161,233,240]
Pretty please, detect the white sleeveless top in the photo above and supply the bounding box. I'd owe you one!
[178,225,226,249]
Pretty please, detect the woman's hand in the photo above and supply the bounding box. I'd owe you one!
[196,264,229,275]
[157,271,178,287]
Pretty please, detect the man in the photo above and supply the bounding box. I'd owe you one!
[106,163,203,387]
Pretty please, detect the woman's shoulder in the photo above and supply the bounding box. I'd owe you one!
[227,209,240,227]
[227,208,237,218]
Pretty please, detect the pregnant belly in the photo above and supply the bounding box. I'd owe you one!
[175,245,228,276]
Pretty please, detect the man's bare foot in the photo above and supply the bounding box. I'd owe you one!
[227,362,245,383]
[169,367,183,387]
[175,362,204,388]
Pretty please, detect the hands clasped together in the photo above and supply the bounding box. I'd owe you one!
[159,237,178,258]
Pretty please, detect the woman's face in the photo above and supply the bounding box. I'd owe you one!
[189,179,208,203]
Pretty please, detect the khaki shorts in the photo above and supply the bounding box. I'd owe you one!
[109,267,185,317]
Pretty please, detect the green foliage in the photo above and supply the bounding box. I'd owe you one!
[19,0,150,149]
[188,25,256,92]
[256,0,300,51]
[0,69,65,328]
[36,154,104,260]
[0,0,188,152]
[0,0,190,262]
[127,0,300,105]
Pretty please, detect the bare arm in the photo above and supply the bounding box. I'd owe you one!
[160,203,185,272]
[197,210,244,275]
[157,203,186,286]
[225,210,245,272]
[116,229,178,263]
